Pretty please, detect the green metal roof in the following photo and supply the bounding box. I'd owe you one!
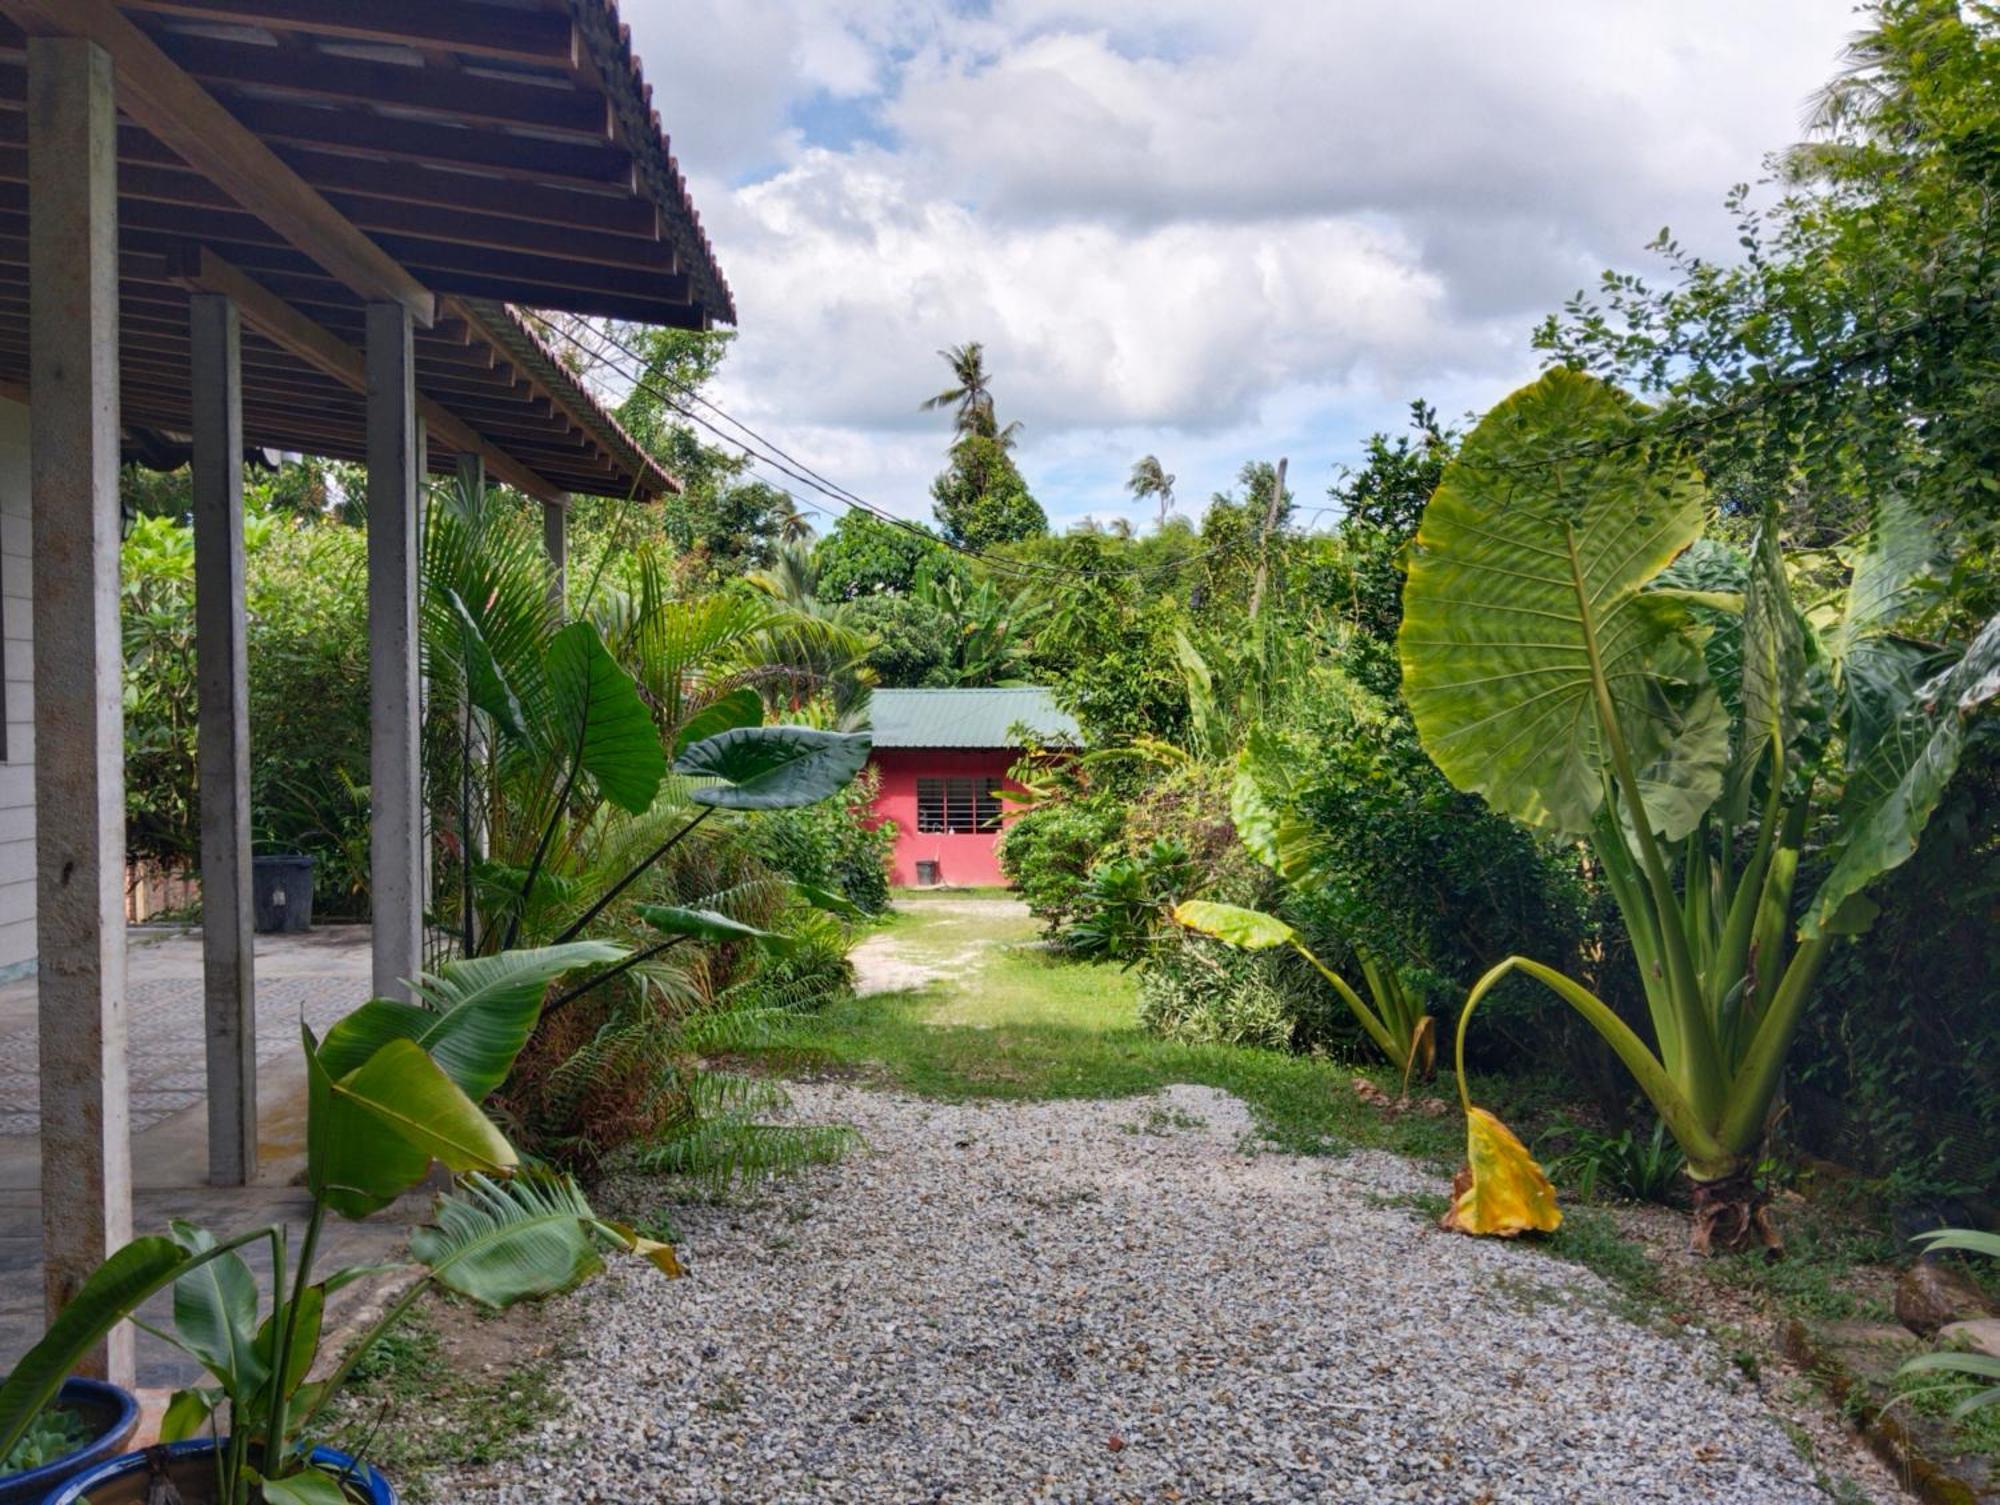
[866,688,1080,749]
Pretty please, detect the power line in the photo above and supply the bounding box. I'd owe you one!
[530,316,1255,587]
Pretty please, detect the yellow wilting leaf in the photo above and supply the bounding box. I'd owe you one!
[603,1219,686,1278]
[1441,1107,1561,1238]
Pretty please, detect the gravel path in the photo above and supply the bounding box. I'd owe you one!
[437,1083,1838,1504]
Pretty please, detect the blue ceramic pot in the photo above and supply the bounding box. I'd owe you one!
[44,1440,396,1504]
[0,1379,139,1505]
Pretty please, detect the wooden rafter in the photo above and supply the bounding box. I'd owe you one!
[171,248,561,503]
[0,0,435,325]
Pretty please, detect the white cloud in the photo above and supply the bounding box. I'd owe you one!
[619,0,1860,528]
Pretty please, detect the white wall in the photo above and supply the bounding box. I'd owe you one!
[0,397,31,977]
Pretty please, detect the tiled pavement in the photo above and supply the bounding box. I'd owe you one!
[0,926,370,1136]
[0,927,429,1387]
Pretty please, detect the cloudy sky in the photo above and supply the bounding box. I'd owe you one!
[618,0,1861,533]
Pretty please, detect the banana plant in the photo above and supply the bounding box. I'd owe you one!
[1398,368,2000,1253]
[1170,900,1435,1091]
[0,945,679,1504]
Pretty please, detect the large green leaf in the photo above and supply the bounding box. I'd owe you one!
[258,1469,351,1505]
[306,1029,516,1219]
[412,1172,605,1310]
[671,687,765,756]
[1230,729,1322,884]
[1171,900,1296,950]
[673,726,871,810]
[635,904,790,949]
[1728,521,1816,815]
[0,1236,205,1462]
[1804,612,2000,938]
[1832,494,1938,659]
[1828,496,1945,768]
[1398,370,1726,840]
[167,1220,267,1398]
[545,620,668,815]
[443,588,526,743]
[250,1281,323,1404]
[316,942,625,1099]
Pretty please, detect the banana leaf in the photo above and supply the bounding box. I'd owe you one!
[316,941,625,1098]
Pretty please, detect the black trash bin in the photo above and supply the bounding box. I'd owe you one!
[252,853,316,934]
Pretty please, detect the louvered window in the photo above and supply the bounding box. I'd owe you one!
[916,777,1003,834]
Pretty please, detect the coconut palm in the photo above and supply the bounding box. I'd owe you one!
[1128,454,1177,526]
[921,341,1023,449]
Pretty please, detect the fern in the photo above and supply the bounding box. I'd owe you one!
[632,1118,860,1191]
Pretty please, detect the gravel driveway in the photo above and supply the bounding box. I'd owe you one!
[438,1082,1837,1504]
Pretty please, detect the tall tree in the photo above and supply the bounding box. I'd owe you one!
[920,341,1021,446]
[931,433,1047,551]
[1128,454,1177,527]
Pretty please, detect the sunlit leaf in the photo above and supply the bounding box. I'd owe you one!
[412,1171,606,1310]
[306,1029,516,1220]
[1442,1106,1562,1238]
[1399,369,1725,840]
[635,904,788,949]
[1170,900,1296,950]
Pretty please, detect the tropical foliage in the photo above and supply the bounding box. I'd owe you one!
[0,946,677,1504]
[1399,368,2000,1251]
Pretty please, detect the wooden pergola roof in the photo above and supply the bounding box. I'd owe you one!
[0,0,733,502]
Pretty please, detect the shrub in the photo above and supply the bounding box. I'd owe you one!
[1064,839,1197,962]
[1136,934,1294,1050]
[742,765,896,914]
[997,796,1123,932]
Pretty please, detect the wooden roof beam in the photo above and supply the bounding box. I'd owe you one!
[115,0,579,69]
[0,0,434,326]
[171,248,561,504]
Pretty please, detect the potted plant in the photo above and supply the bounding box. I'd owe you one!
[0,1379,139,1504]
[0,941,680,1504]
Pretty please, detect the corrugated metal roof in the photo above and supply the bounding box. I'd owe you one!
[866,688,1080,749]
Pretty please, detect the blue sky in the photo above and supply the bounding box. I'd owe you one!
[620,0,1862,533]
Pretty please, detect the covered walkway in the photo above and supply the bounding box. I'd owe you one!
[0,0,730,1385]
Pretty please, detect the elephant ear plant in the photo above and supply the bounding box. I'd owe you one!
[1398,367,2000,1254]
[0,943,682,1504]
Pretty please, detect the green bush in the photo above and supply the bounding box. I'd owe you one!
[846,594,955,687]
[742,765,896,914]
[122,496,375,916]
[997,796,1123,932]
[1136,935,1294,1050]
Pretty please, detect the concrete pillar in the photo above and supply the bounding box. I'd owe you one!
[190,292,256,1187]
[542,498,568,621]
[367,303,422,1000]
[29,37,133,1384]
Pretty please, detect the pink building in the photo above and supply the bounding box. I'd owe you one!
[866,688,1080,888]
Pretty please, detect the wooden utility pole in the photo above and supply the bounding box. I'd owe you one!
[1248,456,1287,625]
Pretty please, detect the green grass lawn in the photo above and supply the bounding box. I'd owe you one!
[748,890,1477,1166]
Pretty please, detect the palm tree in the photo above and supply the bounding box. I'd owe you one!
[921,342,993,431]
[921,341,1022,448]
[1128,454,1176,527]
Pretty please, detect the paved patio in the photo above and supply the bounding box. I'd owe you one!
[0,926,429,1387]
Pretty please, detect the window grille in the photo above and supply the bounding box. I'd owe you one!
[916,777,1003,834]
